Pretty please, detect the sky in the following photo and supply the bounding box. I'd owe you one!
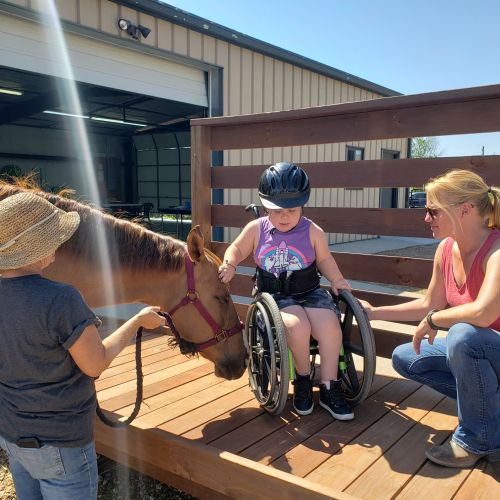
[162,0,500,156]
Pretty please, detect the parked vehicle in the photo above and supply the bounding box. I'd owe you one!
[408,191,426,208]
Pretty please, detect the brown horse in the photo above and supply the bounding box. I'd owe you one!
[0,180,247,380]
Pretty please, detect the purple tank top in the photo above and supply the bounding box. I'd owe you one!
[254,216,316,276]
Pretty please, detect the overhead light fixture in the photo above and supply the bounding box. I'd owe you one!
[118,18,151,40]
[43,110,89,119]
[91,116,147,127]
[0,88,23,96]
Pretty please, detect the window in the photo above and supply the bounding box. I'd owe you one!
[346,146,364,161]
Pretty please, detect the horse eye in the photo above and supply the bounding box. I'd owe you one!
[216,295,230,304]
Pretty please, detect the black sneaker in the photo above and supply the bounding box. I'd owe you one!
[319,380,354,420]
[292,374,313,415]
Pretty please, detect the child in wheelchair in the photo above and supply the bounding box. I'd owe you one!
[219,162,354,420]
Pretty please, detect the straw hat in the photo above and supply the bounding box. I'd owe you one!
[0,192,80,270]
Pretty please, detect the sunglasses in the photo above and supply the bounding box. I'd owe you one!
[424,206,440,219]
[425,202,471,219]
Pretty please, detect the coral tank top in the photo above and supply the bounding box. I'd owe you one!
[441,229,500,331]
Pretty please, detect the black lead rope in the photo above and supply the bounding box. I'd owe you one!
[96,326,144,427]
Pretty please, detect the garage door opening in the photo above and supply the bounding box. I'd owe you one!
[0,65,207,210]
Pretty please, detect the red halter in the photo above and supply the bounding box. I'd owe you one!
[167,254,244,351]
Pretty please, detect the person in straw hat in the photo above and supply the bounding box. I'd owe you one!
[0,192,166,500]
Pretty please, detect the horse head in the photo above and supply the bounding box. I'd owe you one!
[164,226,248,380]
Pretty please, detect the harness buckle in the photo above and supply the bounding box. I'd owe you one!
[186,291,199,302]
[215,330,228,343]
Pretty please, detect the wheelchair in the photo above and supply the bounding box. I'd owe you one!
[244,285,376,416]
[242,203,376,415]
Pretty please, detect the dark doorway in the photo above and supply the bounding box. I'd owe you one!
[379,149,400,208]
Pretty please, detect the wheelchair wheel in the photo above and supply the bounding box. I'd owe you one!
[335,289,376,405]
[245,292,289,415]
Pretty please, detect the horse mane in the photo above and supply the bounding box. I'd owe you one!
[0,178,185,272]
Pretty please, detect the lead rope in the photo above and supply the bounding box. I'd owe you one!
[95,312,174,427]
[95,325,144,427]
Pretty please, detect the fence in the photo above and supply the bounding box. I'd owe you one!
[190,83,500,357]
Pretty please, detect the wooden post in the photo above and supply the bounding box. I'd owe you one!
[191,124,213,247]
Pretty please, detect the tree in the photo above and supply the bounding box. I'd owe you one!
[410,137,442,158]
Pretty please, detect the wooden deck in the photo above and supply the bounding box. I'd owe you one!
[94,331,500,499]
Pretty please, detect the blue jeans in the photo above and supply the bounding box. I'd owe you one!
[392,323,500,455]
[0,437,97,500]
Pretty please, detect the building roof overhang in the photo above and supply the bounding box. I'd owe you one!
[112,0,401,97]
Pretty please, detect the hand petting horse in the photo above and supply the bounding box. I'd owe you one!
[0,179,247,380]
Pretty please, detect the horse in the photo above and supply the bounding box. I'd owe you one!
[0,179,247,380]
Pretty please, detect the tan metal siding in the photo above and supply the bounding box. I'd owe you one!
[79,0,99,28]
[4,0,408,243]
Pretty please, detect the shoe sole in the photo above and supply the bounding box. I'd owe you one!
[319,400,354,420]
[293,403,314,416]
[424,449,484,468]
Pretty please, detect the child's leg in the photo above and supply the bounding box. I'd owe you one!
[280,305,311,375]
[305,307,342,382]
[306,307,354,420]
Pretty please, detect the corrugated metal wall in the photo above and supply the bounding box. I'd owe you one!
[7,0,407,243]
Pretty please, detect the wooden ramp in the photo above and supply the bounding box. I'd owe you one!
[94,333,500,499]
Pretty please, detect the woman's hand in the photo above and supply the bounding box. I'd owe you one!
[331,278,351,296]
[358,299,374,318]
[218,262,236,284]
[413,317,438,355]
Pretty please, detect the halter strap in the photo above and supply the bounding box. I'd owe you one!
[167,254,243,351]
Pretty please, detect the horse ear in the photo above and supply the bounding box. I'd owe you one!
[186,225,206,262]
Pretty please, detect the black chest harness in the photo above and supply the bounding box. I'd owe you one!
[255,261,320,296]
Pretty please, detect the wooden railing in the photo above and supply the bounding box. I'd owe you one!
[190,84,500,358]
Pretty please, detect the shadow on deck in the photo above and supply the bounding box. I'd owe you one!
[94,333,499,499]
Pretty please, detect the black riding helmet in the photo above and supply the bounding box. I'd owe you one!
[258,162,310,209]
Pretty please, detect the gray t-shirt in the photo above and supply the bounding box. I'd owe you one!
[0,274,101,447]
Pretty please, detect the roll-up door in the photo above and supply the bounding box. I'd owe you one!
[0,14,207,107]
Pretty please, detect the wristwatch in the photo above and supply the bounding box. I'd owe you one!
[426,309,440,330]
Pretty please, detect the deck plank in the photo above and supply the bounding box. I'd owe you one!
[116,373,225,419]
[345,397,458,498]
[396,462,470,500]
[270,377,420,476]
[98,348,180,381]
[134,377,249,429]
[182,398,265,443]
[95,354,188,390]
[159,385,257,435]
[100,363,215,412]
[305,385,445,489]
[210,403,300,454]
[97,357,209,402]
[242,375,392,465]
[453,460,500,499]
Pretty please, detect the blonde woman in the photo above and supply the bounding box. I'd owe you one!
[362,169,500,468]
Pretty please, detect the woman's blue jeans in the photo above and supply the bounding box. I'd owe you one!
[392,323,500,455]
[0,437,97,500]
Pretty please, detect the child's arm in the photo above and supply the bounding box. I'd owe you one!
[310,222,351,294]
[219,219,259,283]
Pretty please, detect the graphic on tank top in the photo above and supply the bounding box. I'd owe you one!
[260,240,307,276]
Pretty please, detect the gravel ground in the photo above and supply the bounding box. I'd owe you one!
[1,244,437,499]
[376,243,439,259]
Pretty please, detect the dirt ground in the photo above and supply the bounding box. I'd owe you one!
[1,243,436,499]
